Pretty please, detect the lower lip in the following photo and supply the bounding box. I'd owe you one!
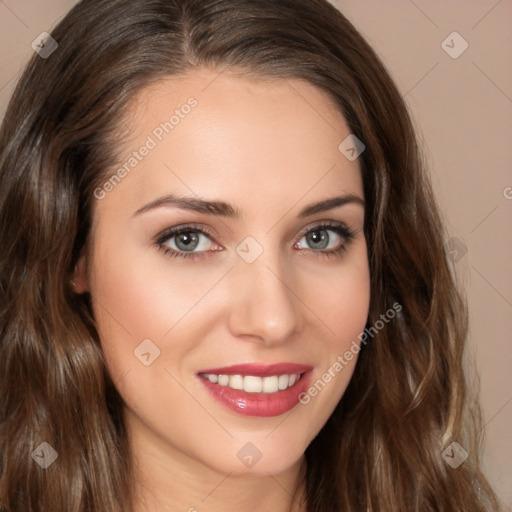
[198,372,313,417]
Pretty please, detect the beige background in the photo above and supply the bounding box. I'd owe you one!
[1,0,510,508]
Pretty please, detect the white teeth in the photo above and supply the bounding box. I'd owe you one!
[243,376,262,393]
[230,375,244,390]
[218,374,229,386]
[262,375,279,393]
[278,374,289,390]
[201,373,301,393]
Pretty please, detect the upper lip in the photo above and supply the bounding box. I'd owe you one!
[197,363,313,377]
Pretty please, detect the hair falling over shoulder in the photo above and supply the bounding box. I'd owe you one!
[0,0,500,510]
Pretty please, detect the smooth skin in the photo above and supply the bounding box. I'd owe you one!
[73,68,371,512]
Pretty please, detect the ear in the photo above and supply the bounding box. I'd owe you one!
[71,253,90,294]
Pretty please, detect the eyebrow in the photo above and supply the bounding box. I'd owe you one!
[132,193,364,219]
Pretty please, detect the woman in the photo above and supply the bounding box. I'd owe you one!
[0,0,499,510]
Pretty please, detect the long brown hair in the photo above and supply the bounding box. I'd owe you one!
[0,0,499,510]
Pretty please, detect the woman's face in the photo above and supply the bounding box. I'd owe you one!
[76,68,370,478]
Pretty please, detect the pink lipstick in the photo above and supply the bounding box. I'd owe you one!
[197,363,313,417]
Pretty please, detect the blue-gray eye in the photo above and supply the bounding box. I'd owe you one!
[163,229,214,252]
[297,227,343,251]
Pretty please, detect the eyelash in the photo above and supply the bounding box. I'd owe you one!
[154,221,356,261]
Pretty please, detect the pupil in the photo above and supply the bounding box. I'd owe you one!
[307,230,328,249]
[176,232,199,251]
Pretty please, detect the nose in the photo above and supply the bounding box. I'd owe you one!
[226,252,304,346]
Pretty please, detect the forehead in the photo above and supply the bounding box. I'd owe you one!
[96,67,363,220]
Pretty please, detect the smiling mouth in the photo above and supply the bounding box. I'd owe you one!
[196,362,314,416]
[198,372,304,394]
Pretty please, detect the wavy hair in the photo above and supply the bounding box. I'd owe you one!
[0,0,499,510]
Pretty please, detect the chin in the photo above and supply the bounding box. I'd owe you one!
[196,432,309,478]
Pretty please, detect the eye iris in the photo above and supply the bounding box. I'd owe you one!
[306,229,329,250]
[175,231,199,251]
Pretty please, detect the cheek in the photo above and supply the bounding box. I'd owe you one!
[87,242,220,434]
[298,255,370,410]
[306,254,371,348]
[91,225,222,318]
[87,234,221,379]
[329,273,370,335]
